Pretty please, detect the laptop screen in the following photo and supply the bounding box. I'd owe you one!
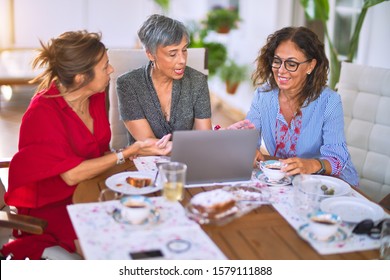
[171,129,259,186]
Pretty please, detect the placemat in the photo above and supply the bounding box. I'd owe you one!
[266,185,386,255]
[67,197,226,260]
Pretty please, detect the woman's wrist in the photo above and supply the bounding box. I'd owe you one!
[314,158,326,174]
[123,142,140,158]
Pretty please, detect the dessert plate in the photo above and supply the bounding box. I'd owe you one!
[105,171,161,195]
[257,173,292,186]
[320,197,385,223]
[292,175,351,198]
[298,223,348,243]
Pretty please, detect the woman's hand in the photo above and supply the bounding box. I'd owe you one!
[227,119,256,130]
[138,134,172,156]
[253,149,265,167]
[280,157,323,176]
[123,134,172,160]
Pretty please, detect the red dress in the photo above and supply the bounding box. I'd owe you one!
[1,83,111,259]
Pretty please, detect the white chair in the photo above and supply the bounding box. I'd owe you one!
[107,48,208,150]
[337,62,390,202]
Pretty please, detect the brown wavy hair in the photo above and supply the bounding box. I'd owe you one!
[251,26,329,108]
[30,30,106,95]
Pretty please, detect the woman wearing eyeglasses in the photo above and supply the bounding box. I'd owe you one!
[247,26,358,187]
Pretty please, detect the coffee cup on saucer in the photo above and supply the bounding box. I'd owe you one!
[259,160,286,182]
[120,195,152,225]
[308,211,341,241]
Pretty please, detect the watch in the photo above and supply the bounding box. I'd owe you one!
[315,158,326,174]
[115,149,125,165]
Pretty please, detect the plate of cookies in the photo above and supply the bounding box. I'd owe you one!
[105,171,161,195]
[185,188,261,226]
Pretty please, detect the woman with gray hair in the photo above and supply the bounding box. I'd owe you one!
[116,14,212,145]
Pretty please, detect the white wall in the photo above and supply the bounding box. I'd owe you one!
[358,1,390,69]
[3,0,389,113]
[8,0,389,69]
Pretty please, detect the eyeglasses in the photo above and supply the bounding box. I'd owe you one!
[271,57,312,72]
[352,219,390,239]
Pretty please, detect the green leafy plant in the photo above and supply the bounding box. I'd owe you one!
[187,22,228,76]
[203,42,228,76]
[219,60,248,94]
[153,0,169,11]
[202,7,240,33]
[300,0,389,89]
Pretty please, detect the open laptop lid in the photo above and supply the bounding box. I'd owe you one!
[171,129,259,186]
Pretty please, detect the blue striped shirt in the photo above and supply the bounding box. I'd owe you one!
[246,86,359,187]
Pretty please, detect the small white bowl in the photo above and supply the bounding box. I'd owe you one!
[259,160,286,182]
[308,211,341,241]
[120,195,152,224]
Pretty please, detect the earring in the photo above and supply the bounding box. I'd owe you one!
[150,60,155,68]
[307,71,311,75]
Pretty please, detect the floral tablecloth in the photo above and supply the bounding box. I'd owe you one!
[67,198,226,260]
[251,172,389,255]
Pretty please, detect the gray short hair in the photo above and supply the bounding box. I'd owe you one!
[138,14,190,55]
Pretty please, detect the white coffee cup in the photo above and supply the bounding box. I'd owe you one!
[259,160,286,182]
[308,211,341,241]
[120,196,151,224]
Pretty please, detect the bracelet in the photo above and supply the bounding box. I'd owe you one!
[314,158,326,174]
[115,149,125,165]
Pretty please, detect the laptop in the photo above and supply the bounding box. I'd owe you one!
[171,129,259,187]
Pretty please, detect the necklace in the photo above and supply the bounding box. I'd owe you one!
[282,92,297,117]
[67,99,89,115]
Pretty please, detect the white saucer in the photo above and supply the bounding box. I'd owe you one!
[257,173,292,186]
[298,223,348,243]
[112,207,160,225]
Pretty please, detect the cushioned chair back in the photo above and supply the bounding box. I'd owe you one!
[107,48,208,150]
[337,62,390,202]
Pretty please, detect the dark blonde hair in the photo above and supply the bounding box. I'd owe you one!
[31,30,106,94]
[252,26,329,108]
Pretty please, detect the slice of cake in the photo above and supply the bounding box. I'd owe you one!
[126,177,152,188]
[190,189,236,218]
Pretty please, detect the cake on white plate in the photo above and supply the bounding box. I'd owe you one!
[190,189,236,218]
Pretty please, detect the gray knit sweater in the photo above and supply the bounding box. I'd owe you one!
[116,62,211,144]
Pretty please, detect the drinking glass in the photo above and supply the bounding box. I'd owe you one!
[380,219,390,260]
[159,162,187,202]
[293,175,321,217]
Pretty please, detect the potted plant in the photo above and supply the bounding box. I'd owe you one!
[202,6,240,34]
[219,60,248,94]
[187,22,228,76]
[300,0,388,89]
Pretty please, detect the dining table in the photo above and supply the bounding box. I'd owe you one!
[71,159,388,260]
